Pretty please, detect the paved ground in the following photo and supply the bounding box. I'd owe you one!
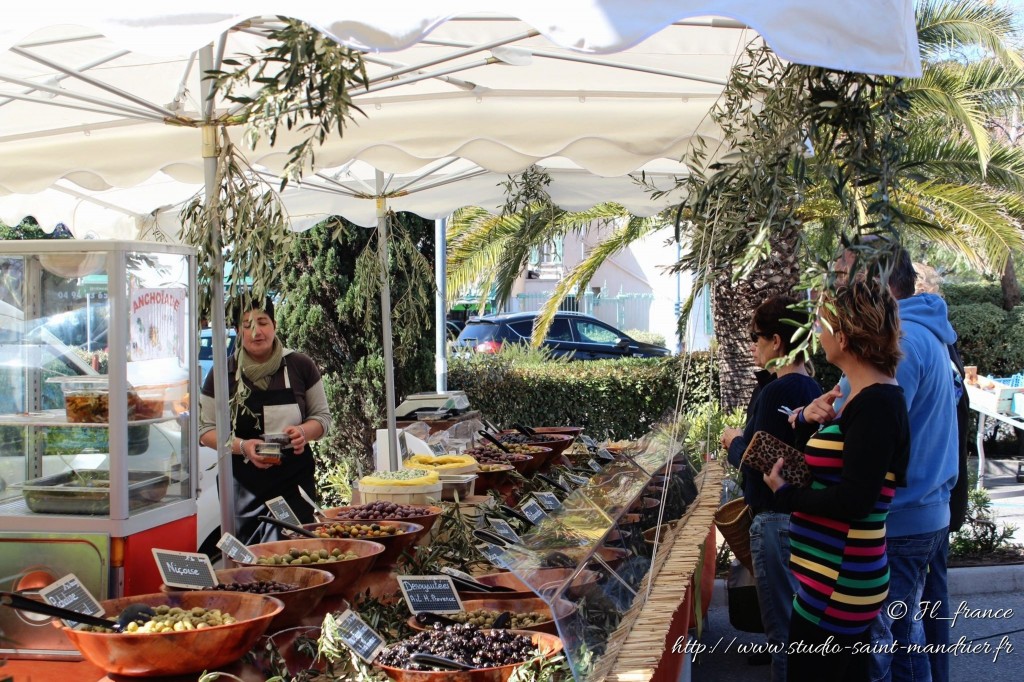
[686,456,1024,682]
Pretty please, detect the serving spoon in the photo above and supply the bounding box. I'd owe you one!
[0,592,154,633]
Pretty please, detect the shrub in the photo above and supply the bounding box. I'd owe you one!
[448,352,719,440]
[947,302,1024,376]
[943,282,1003,308]
[950,488,1018,558]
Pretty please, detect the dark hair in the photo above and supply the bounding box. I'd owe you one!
[820,279,902,376]
[230,295,275,329]
[841,233,916,300]
[752,295,811,358]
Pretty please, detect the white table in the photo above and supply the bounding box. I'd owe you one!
[967,390,1024,489]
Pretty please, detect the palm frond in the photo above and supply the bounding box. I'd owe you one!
[916,0,1022,68]
[905,135,1024,192]
[904,65,993,169]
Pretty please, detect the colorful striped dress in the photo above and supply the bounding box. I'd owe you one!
[775,383,909,636]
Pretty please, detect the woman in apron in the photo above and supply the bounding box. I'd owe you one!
[199,297,332,543]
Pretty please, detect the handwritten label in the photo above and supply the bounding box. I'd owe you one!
[440,566,477,583]
[596,447,615,462]
[38,574,104,627]
[487,517,522,544]
[152,549,217,590]
[265,496,302,527]
[397,576,464,615]
[581,435,598,448]
[477,543,513,569]
[565,472,589,486]
[587,459,603,472]
[428,441,447,455]
[533,492,563,511]
[217,532,256,564]
[520,498,548,524]
[334,609,385,663]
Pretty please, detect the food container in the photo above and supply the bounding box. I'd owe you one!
[454,568,601,601]
[49,376,138,423]
[406,597,576,636]
[58,591,282,678]
[358,480,443,506]
[439,474,477,501]
[18,469,169,514]
[256,442,282,462]
[301,520,426,568]
[130,387,165,419]
[235,538,385,597]
[321,504,444,534]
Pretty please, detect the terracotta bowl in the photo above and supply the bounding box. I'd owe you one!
[468,453,535,477]
[601,528,632,547]
[523,426,583,439]
[595,546,631,572]
[456,568,601,601]
[300,520,425,569]
[236,538,384,597]
[320,504,443,534]
[58,591,282,678]
[407,597,576,636]
[160,566,333,630]
[473,464,515,493]
[617,513,642,528]
[629,496,661,514]
[374,630,563,682]
[497,432,574,460]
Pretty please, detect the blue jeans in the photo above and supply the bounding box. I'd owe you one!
[868,528,950,682]
[750,511,798,682]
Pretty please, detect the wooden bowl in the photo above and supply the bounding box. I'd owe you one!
[497,432,574,460]
[629,497,660,513]
[58,591,282,677]
[473,464,515,493]
[374,630,563,682]
[455,568,601,601]
[301,520,425,568]
[320,504,443,534]
[406,597,576,636]
[160,566,333,630]
[236,538,384,597]
[524,426,583,439]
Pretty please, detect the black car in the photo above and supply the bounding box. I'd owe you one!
[454,311,671,360]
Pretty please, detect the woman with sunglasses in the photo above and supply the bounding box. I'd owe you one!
[765,280,910,681]
[720,295,822,681]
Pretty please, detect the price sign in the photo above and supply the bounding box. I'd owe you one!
[533,492,563,511]
[559,475,574,490]
[152,549,218,589]
[38,574,104,627]
[596,447,615,462]
[520,498,548,524]
[216,532,256,564]
[428,441,447,455]
[397,576,464,615]
[587,459,603,472]
[581,435,598,448]
[265,496,302,527]
[333,609,385,663]
[477,543,513,569]
[440,566,478,583]
[565,472,589,486]
[487,517,521,544]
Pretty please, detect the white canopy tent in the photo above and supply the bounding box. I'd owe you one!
[0,2,922,578]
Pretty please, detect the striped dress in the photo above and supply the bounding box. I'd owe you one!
[777,384,909,637]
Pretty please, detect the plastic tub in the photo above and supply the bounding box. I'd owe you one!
[439,474,477,501]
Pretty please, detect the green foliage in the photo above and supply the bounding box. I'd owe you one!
[449,353,718,440]
[947,302,1024,375]
[950,487,1018,558]
[624,329,666,348]
[944,282,1004,307]
[275,214,436,490]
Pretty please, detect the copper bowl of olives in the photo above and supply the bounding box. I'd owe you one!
[496,431,574,462]
[374,625,563,681]
[406,597,576,636]
[235,538,384,597]
[321,503,443,534]
[455,568,601,601]
[160,565,333,630]
[58,591,282,677]
[300,520,425,568]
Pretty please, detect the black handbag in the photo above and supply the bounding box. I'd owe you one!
[727,559,765,633]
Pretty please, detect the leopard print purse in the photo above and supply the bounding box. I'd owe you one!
[741,431,812,488]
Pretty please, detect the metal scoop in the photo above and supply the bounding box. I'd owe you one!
[0,591,154,632]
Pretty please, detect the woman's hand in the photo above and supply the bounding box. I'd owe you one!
[283,424,307,455]
[798,384,843,425]
[764,457,787,492]
[720,427,742,451]
[242,439,278,469]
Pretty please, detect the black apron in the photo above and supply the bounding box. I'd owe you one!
[232,356,316,544]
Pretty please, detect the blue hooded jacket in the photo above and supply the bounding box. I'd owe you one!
[839,293,959,535]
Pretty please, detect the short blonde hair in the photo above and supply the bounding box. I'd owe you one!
[820,279,902,376]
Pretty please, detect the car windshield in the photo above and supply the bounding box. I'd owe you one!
[457,321,501,344]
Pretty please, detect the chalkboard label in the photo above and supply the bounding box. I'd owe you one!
[565,472,589,486]
[428,441,447,455]
[596,447,615,462]
[520,498,548,524]
[217,532,256,564]
[397,575,464,615]
[38,574,104,627]
[533,492,562,511]
[587,458,603,472]
[152,549,218,590]
[265,496,302,527]
[440,566,477,583]
[581,435,598,448]
[487,517,521,544]
[559,475,574,490]
[334,609,385,663]
[477,543,512,569]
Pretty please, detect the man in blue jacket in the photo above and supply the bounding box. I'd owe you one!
[800,243,959,682]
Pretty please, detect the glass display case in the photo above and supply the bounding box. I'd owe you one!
[0,241,199,535]
[475,426,696,681]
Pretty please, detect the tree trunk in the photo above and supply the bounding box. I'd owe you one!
[713,224,802,411]
[1001,255,1020,311]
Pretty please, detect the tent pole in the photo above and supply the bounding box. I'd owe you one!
[376,170,399,469]
[435,217,448,393]
[199,45,237,552]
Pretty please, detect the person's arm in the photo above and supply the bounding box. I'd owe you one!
[196,362,277,468]
[771,392,904,520]
[282,356,332,454]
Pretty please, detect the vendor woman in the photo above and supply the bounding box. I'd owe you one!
[199,296,331,543]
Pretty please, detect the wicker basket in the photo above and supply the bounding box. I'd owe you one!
[714,498,753,573]
[357,481,442,506]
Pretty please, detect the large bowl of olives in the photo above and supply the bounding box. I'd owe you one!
[300,520,426,568]
[374,624,562,681]
[321,503,444,534]
[235,538,385,597]
[454,568,601,601]
[58,591,282,677]
[406,597,576,636]
[160,565,334,630]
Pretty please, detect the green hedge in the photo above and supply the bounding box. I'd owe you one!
[943,282,1004,308]
[448,353,718,440]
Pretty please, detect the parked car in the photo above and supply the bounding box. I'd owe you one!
[198,328,237,382]
[454,311,671,360]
